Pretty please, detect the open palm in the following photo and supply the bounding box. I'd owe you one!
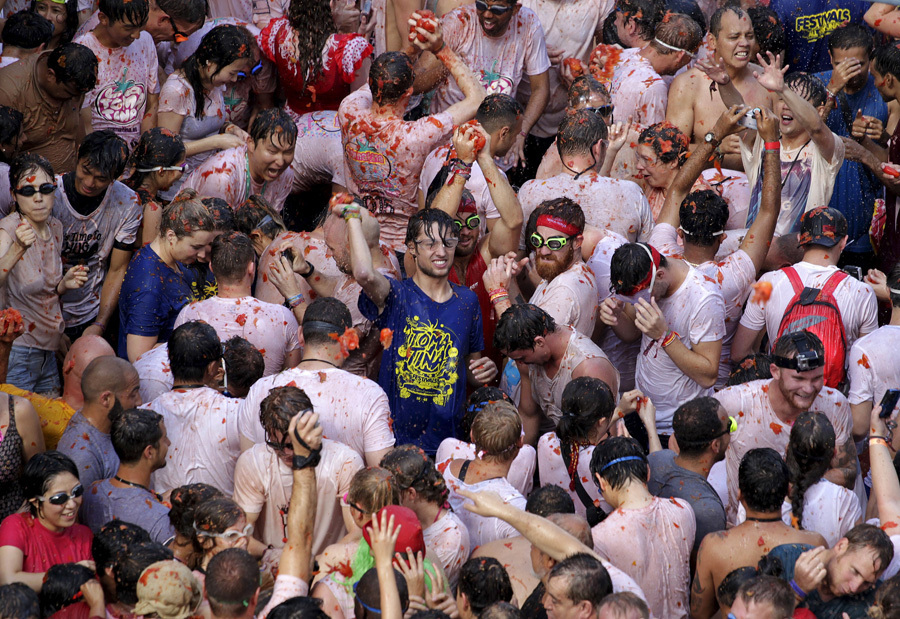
[753,51,788,92]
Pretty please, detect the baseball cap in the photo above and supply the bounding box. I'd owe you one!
[798,207,848,248]
[133,561,202,619]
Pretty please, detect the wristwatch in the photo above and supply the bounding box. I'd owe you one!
[704,132,720,148]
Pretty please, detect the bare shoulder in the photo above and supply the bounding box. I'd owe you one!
[670,68,706,95]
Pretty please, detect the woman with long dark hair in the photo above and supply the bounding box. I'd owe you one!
[158,25,253,186]
[257,0,372,115]
[30,0,78,49]
[125,128,187,246]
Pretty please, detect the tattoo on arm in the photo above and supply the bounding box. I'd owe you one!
[829,440,859,488]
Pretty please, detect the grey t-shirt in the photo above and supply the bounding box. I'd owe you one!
[81,478,175,543]
[647,449,726,554]
[58,412,120,494]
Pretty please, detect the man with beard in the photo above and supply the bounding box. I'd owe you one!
[667,5,775,170]
[58,356,142,493]
[493,304,618,442]
[715,331,859,524]
[352,203,498,455]
[416,122,523,368]
[183,109,298,212]
[488,198,598,337]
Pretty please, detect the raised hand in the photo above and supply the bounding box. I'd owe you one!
[695,55,731,85]
[14,221,35,249]
[753,51,789,93]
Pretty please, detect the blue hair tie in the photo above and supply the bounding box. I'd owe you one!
[600,455,644,472]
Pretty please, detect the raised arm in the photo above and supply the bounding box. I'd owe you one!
[755,52,835,161]
[343,200,392,311]
[869,404,900,536]
[479,132,523,258]
[369,511,404,619]
[738,107,780,273]
[865,3,900,37]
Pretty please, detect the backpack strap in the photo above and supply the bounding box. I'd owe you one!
[820,270,849,298]
[783,266,803,295]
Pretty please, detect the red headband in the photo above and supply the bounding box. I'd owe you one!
[627,244,661,294]
[536,214,580,237]
[458,195,477,214]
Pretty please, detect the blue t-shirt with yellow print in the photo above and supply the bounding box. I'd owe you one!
[359,277,484,455]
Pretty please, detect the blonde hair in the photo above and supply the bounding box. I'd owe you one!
[472,401,522,463]
[348,467,401,515]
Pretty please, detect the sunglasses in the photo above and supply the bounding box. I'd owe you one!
[265,436,293,452]
[475,0,513,14]
[38,484,84,505]
[452,214,481,232]
[342,492,367,515]
[585,104,614,118]
[15,183,57,197]
[530,232,572,251]
[196,523,254,542]
[238,60,264,79]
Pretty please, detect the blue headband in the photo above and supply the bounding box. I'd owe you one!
[600,455,644,472]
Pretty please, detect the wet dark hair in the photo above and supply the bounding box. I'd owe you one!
[462,387,514,440]
[738,448,788,513]
[47,42,98,93]
[286,0,334,87]
[785,72,827,107]
[303,296,353,346]
[169,483,225,539]
[716,566,758,608]
[650,12,702,55]
[93,519,152,576]
[726,354,773,386]
[828,23,874,58]
[771,329,825,361]
[735,577,795,618]
[223,336,264,396]
[192,496,245,553]
[125,128,186,190]
[616,0,666,41]
[39,563,95,617]
[786,412,835,529]
[168,320,222,383]
[888,264,900,309]
[156,0,207,28]
[201,196,236,231]
[557,109,608,158]
[609,242,668,296]
[844,523,894,576]
[380,445,449,506]
[369,52,415,105]
[679,190,729,246]
[161,189,215,238]
[109,408,164,464]
[233,195,286,241]
[2,10,53,50]
[99,0,149,26]
[9,153,54,193]
[113,542,174,605]
[206,549,260,617]
[22,451,78,516]
[458,558,514,616]
[547,553,612,608]
[665,0,706,34]
[268,597,330,619]
[0,105,23,150]
[557,377,615,445]
[672,396,726,456]
[405,208,458,247]
[78,130,129,180]
[710,5,748,38]
[182,25,252,119]
[0,583,39,619]
[567,75,609,108]
[874,43,900,81]
[31,0,78,46]
[638,121,689,165]
[494,303,556,353]
[210,231,256,283]
[260,385,314,445]
[590,436,648,490]
[748,7,784,56]
[475,94,523,134]
[355,567,410,617]
[250,107,299,148]
[525,484,576,517]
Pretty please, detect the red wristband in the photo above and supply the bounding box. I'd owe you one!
[764,141,780,150]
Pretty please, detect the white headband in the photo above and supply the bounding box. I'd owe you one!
[653,38,696,58]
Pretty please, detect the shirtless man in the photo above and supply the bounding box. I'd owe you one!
[666,5,773,169]
[690,448,827,619]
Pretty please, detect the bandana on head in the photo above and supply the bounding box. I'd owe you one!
[536,214,580,237]
[458,195,477,215]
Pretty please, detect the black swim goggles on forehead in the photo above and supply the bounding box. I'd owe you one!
[14,183,57,197]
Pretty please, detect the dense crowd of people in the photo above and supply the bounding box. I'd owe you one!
[3,0,900,616]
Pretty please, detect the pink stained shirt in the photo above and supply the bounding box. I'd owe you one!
[848,325,900,415]
[232,440,362,554]
[610,47,668,129]
[591,497,696,619]
[537,433,612,519]
[529,260,599,337]
[182,145,293,211]
[443,469,528,548]
[432,4,550,113]
[290,110,346,192]
[419,144,502,228]
[424,509,471,589]
[174,296,300,377]
[74,31,160,148]
[339,85,454,252]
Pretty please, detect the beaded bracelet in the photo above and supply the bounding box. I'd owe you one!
[341,204,361,220]
[286,293,305,309]
[661,330,679,348]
